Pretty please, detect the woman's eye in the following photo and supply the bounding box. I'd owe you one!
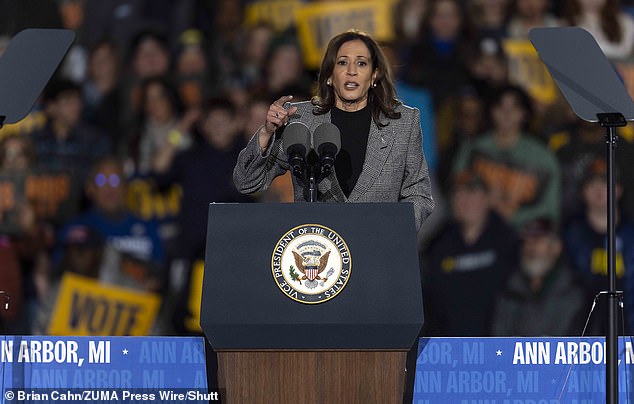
[337,60,347,65]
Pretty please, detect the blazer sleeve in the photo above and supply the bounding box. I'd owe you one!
[400,107,434,232]
[233,127,289,194]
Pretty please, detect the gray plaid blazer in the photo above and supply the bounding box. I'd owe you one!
[233,101,434,231]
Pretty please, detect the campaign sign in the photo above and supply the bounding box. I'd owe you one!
[413,337,634,403]
[0,336,211,403]
[47,274,161,336]
[502,39,558,105]
[295,0,397,68]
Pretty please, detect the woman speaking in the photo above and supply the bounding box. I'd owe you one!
[233,30,434,231]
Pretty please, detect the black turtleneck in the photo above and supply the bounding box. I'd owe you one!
[330,105,372,198]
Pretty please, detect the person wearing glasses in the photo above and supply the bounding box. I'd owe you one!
[54,156,165,293]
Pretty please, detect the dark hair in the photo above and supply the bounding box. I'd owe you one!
[203,97,237,116]
[139,76,184,118]
[488,84,534,130]
[128,30,169,61]
[43,79,81,103]
[312,30,401,127]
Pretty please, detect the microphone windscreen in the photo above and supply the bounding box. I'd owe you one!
[313,123,341,155]
[282,122,311,157]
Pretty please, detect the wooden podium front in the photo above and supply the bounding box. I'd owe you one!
[201,203,424,404]
[217,350,407,404]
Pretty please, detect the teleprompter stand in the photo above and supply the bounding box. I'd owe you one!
[200,203,424,404]
[530,27,634,404]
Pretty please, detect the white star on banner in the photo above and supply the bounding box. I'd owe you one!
[496,350,502,356]
[122,349,129,355]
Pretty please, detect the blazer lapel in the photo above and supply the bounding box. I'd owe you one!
[347,122,394,202]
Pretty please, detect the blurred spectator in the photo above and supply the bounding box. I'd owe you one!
[423,170,519,336]
[468,0,511,40]
[55,156,166,292]
[81,0,191,52]
[549,118,634,222]
[0,135,36,173]
[436,86,488,194]
[129,76,196,175]
[31,224,105,335]
[30,79,111,183]
[465,36,509,100]
[507,0,559,38]
[152,97,251,263]
[403,0,473,108]
[234,23,275,91]
[491,217,587,336]
[552,120,605,221]
[129,30,171,80]
[56,224,104,278]
[563,158,634,333]
[242,96,270,143]
[205,0,247,94]
[174,29,215,110]
[255,36,312,101]
[151,97,251,334]
[394,0,429,45]
[383,41,438,173]
[563,0,634,60]
[452,85,560,228]
[82,40,125,151]
[118,30,172,148]
[0,135,48,334]
[56,0,91,83]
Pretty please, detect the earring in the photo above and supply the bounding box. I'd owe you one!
[327,78,332,86]
[372,82,377,88]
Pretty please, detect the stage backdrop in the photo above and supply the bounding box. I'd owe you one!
[0,336,209,403]
[414,336,634,403]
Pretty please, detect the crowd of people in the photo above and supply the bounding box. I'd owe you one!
[0,0,633,338]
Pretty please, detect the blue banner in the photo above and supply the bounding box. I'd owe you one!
[414,337,634,403]
[0,336,209,403]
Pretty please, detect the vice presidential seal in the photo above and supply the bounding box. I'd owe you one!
[271,224,352,304]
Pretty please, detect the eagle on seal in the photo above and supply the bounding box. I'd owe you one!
[292,250,331,282]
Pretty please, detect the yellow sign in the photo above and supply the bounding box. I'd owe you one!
[48,273,161,336]
[126,178,182,221]
[244,0,303,33]
[0,111,46,140]
[295,1,397,68]
[185,260,204,333]
[503,39,558,105]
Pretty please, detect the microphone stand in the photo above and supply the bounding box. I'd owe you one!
[291,148,336,203]
[307,164,318,203]
[302,151,320,203]
[293,157,332,203]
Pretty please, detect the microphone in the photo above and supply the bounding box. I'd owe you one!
[313,123,341,175]
[282,122,311,176]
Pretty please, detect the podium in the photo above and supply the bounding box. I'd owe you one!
[200,203,424,404]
